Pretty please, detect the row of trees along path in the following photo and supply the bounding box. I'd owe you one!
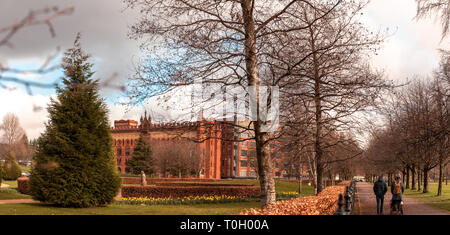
[355,182,449,215]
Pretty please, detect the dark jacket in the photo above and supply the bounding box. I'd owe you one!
[391,179,404,201]
[373,177,387,197]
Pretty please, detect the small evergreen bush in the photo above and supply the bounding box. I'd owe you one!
[2,152,22,180]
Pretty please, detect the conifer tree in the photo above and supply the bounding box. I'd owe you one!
[125,136,155,175]
[29,33,121,207]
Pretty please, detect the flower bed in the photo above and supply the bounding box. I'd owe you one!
[120,195,257,205]
[121,185,261,199]
[239,184,347,215]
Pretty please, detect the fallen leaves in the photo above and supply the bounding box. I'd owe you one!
[239,181,350,215]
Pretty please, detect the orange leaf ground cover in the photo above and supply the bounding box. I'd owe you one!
[239,181,349,215]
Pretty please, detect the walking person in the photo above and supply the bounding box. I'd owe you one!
[373,176,388,215]
[391,175,404,214]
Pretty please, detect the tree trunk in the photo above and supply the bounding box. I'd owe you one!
[316,165,324,194]
[241,0,276,207]
[307,154,318,194]
[298,165,302,194]
[298,177,302,194]
[446,164,448,185]
[423,168,429,193]
[402,169,406,185]
[418,169,422,191]
[437,159,443,196]
[411,166,416,190]
[256,133,276,207]
[406,166,410,189]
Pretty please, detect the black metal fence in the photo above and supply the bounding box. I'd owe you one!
[334,180,357,215]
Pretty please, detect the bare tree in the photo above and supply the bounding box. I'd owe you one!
[273,0,389,193]
[151,139,202,178]
[0,113,25,147]
[364,77,449,194]
[0,6,74,94]
[416,0,450,39]
[124,0,351,206]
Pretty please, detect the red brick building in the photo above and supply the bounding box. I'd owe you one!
[111,112,285,179]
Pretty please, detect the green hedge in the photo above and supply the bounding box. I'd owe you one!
[154,182,253,187]
[122,185,261,198]
[121,177,224,185]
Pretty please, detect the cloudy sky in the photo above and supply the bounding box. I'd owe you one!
[0,0,449,140]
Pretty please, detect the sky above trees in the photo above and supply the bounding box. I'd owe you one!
[1,0,449,140]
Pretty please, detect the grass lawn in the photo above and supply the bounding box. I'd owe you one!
[20,166,31,173]
[0,180,32,200]
[0,189,32,200]
[0,201,261,215]
[219,180,315,196]
[2,180,18,188]
[402,181,450,212]
[0,180,314,214]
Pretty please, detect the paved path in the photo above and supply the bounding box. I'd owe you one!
[356,182,449,215]
[0,199,38,204]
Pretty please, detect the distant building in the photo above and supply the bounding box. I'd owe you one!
[110,112,285,179]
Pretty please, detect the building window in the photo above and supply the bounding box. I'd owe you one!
[126,139,130,145]
[241,149,247,157]
[250,141,256,147]
[117,148,122,156]
[241,141,248,146]
[275,162,280,169]
[125,147,130,156]
[240,160,248,167]
[118,140,121,145]
[240,169,247,177]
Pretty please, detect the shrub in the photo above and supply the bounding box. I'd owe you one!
[17,176,30,194]
[2,152,22,180]
[122,185,261,199]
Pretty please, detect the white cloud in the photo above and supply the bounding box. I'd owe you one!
[0,89,54,140]
[362,0,450,81]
